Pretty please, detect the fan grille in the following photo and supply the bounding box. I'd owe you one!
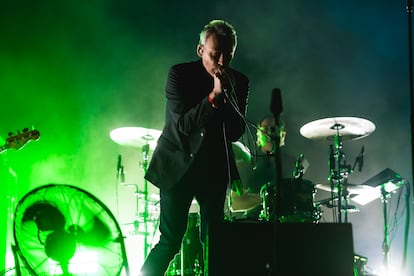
[13,184,128,276]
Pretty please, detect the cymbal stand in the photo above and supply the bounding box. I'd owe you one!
[140,142,151,258]
[380,185,391,273]
[329,126,352,223]
[342,186,351,223]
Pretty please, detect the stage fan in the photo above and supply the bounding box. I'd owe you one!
[13,184,129,276]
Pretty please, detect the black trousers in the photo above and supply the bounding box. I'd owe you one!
[140,164,227,276]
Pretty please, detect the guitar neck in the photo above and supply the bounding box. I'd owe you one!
[1,129,40,154]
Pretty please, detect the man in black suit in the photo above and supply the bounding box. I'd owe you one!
[140,20,249,275]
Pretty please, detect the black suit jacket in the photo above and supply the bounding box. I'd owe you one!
[145,60,249,191]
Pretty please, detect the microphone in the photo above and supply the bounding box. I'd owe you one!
[117,154,122,174]
[270,88,283,118]
[213,69,232,107]
[215,69,230,95]
[295,153,304,169]
[407,0,413,12]
[120,166,126,184]
[117,154,126,184]
[214,65,226,82]
[358,146,364,172]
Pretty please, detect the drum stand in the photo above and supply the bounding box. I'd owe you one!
[139,143,151,258]
[380,185,391,273]
[121,142,152,258]
[328,129,353,223]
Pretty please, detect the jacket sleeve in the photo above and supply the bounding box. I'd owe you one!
[164,65,217,144]
[164,64,249,146]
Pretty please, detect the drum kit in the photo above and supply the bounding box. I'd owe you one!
[230,116,378,224]
[300,116,376,223]
[109,116,380,274]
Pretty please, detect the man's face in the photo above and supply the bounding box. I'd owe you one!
[197,33,234,77]
[257,117,286,154]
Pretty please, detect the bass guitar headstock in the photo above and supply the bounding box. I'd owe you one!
[1,128,40,154]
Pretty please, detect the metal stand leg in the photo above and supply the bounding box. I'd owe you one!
[11,244,21,276]
[124,142,152,259]
[381,186,390,275]
[141,143,150,258]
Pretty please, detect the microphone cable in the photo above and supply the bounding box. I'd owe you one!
[222,70,258,170]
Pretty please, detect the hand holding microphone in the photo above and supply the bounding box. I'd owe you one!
[215,65,231,92]
[209,65,228,107]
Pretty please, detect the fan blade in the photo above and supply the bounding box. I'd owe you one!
[22,202,65,231]
[77,216,112,247]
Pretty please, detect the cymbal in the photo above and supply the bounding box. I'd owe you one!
[316,183,372,194]
[300,117,375,141]
[232,141,251,163]
[110,127,161,150]
[327,203,360,212]
[315,197,359,212]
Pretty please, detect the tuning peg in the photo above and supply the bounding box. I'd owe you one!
[8,132,13,137]
[23,128,29,132]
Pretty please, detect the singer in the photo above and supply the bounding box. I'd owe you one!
[140,20,249,275]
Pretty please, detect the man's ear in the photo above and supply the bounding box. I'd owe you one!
[197,45,203,57]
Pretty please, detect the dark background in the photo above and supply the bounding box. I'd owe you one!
[1,0,413,274]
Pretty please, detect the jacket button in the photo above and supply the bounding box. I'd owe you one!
[190,153,193,158]
[200,132,204,137]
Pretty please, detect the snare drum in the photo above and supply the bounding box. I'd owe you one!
[260,178,319,223]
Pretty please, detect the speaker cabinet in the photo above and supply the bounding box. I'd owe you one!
[208,222,354,276]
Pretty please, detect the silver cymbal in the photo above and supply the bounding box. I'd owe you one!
[110,127,161,150]
[316,183,372,194]
[300,117,375,141]
[328,203,360,212]
[315,197,360,212]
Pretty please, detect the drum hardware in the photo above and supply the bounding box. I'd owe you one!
[269,88,284,222]
[319,168,408,273]
[259,182,272,221]
[315,194,361,213]
[315,183,372,194]
[259,179,320,223]
[300,117,376,223]
[110,126,162,258]
[348,168,407,271]
[324,202,359,212]
[315,183,369,215]
[292,153,305,179]
[353,254,369,275]
[328,127,354,223]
